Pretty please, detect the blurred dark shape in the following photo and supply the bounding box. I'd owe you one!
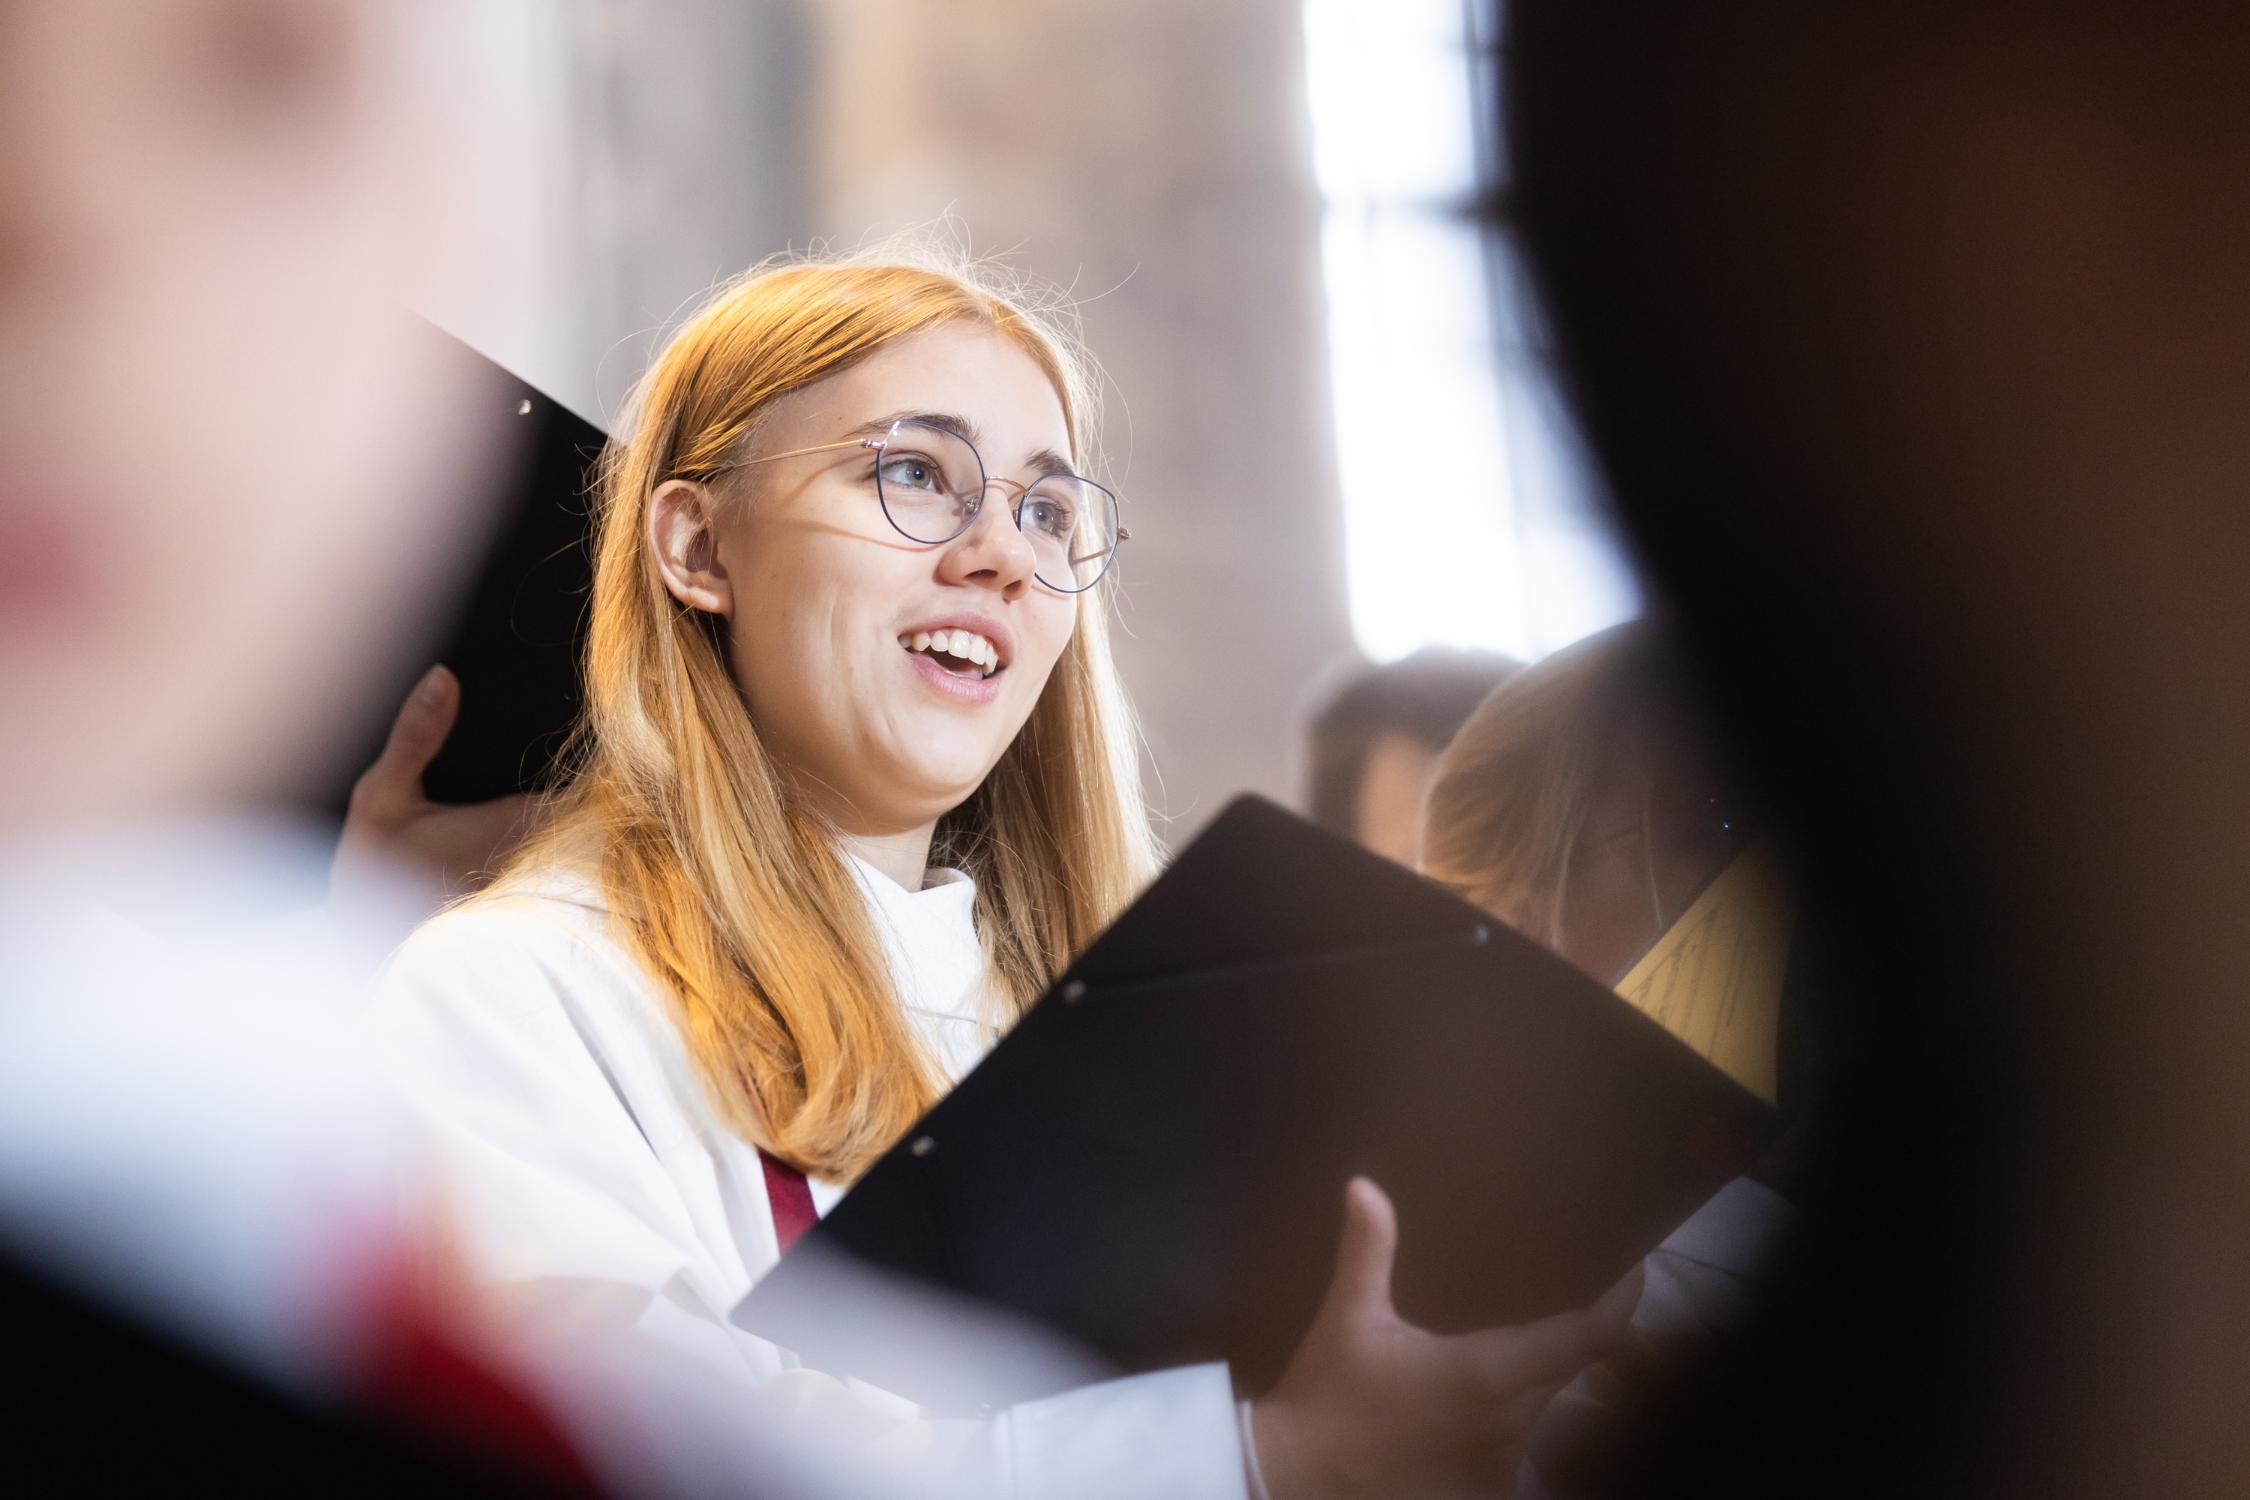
[320,327,603,819]
[9,1251,578,1496]
[1502,3,2250,1496]
[1305,647,1519,864]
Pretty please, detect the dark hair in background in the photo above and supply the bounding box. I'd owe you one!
[1304,649,1519,838]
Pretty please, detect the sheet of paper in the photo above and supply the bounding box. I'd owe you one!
[1614,842,1794,1103]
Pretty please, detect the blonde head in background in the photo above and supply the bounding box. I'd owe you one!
[1422,622,1747,987]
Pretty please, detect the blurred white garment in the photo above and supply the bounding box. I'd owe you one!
[0,822,941,1497]
[1629,1176,1793,1340]
[371,855,1250,1500]
[0,821,413,1398]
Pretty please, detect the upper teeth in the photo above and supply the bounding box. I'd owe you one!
[902,629,1000,672]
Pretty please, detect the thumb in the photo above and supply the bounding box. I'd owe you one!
[1317,1176,1400,1329]
[356,665,458,809]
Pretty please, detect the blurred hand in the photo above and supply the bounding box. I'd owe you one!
[1251,1178,1639,1500]
[1519,1330,1700,1498]
[332,665,541,912]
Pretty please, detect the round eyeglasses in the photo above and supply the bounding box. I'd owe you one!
[736,417,1127,593]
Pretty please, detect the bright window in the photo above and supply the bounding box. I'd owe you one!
[1303,0,1639,663]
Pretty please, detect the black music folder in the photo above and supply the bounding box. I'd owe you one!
[736,796,1778,1412]
[318,320,603,820]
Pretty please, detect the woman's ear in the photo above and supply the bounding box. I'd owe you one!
[648,479,733,616]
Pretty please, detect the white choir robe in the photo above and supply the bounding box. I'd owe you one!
[0,822,417,1400]
[369,857,1252,1500]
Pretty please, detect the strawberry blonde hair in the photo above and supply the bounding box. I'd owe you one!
[505,251,1155,1180]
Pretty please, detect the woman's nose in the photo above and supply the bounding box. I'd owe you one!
[938,487,1039,596]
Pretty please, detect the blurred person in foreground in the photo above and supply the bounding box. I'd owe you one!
[367,249,1638,1500]
[0,0,556,1487]
[1305,649,1518,868]
[1502,2,2250,1495]
[0,3,906,1494]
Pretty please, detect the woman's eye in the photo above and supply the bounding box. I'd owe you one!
[879,454,943,491]
[1024,498,1075,538]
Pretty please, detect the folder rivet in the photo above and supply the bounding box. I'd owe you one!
[1471,924,1490,945]
[910,1135,936,1157]
[516,398,534,416]
[1061,980,1088,1004]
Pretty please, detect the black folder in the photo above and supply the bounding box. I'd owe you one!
[736,796,1779,1412]
[317,320,603,821]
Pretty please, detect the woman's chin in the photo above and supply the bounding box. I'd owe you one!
[844,750,997,826]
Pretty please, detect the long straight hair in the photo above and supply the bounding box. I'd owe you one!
[1421,622,1675,946]
[505,254,1156,1181]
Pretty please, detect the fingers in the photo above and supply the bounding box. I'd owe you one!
[452,792,541,875]
[1523,1380,1631,1493]
[1591,1261,1644,1341]
[1318,1176,1400,1329]
[469,791,539,841]
[1496,1377,1565,1436]
[1527,1333,1698,1492]
[1461,1299,1627,1401]
[352,664,457,814]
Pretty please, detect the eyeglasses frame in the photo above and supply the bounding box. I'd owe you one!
[724,418,1128,593]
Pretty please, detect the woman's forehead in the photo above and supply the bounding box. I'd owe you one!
[761,322,1072,463]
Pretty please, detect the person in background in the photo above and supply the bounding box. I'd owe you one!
[1422,626,1738,984]
[1306,649,1519,867]
[1414,623,1798,1497]
[1420,622,1785,1099]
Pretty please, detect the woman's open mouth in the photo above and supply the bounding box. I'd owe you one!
[899,628,1002,681]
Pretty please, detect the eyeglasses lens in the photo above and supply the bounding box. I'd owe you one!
[874,419,1121,591]
[872,423,985,544]
[1021,477,1119,592]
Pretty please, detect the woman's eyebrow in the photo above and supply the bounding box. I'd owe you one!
[846,410,982,445]
[846,413,1076,479]
[1019,447,1076,480]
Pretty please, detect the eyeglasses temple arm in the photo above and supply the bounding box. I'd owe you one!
[736,437,884,468]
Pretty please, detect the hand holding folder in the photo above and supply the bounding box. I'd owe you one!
[1255,1175,1644,1500]
[738,797,1777,1414]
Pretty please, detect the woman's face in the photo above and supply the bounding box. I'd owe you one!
[704,322,1083,836]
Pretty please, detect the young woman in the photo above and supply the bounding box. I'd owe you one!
[374,254,1626,1498]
